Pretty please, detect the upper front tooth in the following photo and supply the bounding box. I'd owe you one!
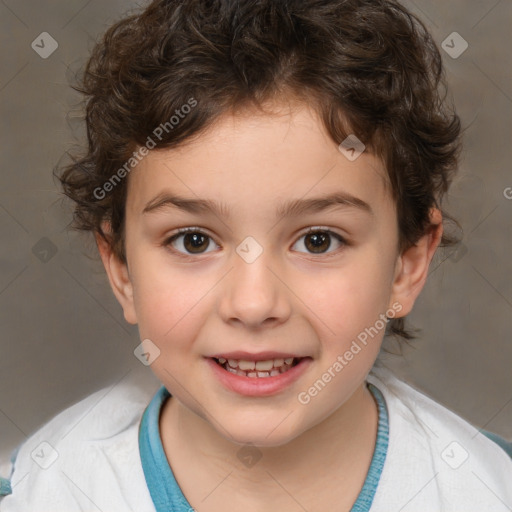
[255,359,274,371]
[238,360,256,370]
[284,357,293,365]
[228,359,238,368]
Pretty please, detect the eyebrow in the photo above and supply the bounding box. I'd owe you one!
[142,192,373,218]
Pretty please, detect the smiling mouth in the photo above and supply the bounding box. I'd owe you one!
[212,357,303,378]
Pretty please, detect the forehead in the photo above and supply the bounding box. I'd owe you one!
[126,103,393,220]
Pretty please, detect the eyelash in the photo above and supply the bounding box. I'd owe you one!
[163,227,348,259]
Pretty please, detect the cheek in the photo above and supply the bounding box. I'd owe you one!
[292,255,392,413]
[129,251,215,344]
[302,252,394,336]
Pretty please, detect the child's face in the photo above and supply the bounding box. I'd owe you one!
[102,102,437,446]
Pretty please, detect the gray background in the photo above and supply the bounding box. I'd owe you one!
[0,0,511,471]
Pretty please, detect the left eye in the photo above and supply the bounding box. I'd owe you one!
[292,229,346,254]
[166,230,219,255]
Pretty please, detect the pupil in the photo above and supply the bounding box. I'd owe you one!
[184,233,207,253]
[306,232,330,253]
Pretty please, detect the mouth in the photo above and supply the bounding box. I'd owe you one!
[211,356,303,378]
[206,352,313,396]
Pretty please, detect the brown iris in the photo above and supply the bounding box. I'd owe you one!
[183,232,209,253]
[304,231,331,253]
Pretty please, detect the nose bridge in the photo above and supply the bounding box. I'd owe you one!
[218,244,291,327]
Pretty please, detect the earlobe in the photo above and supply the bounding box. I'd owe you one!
[95,226,138,325]
[389,208,443,317]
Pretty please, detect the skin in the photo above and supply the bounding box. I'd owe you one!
[97,101,442,511]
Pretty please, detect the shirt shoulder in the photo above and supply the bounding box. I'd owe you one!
[0,370,160,512]
[367,365,512,511]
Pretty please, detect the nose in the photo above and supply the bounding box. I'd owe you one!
[217,250,292,329]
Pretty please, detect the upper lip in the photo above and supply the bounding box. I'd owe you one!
[209,351,308,361]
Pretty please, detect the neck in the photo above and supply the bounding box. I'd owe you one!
[159,381,378,510]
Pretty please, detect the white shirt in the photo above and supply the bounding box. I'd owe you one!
[1,364,511,511]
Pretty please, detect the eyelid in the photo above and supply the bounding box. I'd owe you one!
[166,226,217,241]
[172,226,210,234]
[299,226,348,242]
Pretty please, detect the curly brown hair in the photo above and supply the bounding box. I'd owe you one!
[56,0,462,342]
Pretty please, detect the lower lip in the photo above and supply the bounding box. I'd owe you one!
[206,357,312,397]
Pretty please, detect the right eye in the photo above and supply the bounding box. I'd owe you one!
[165,228,219,255]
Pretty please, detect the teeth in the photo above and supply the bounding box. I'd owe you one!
[222,357,295,371]
[238,360,256,370]
[255,360,274,371]
[216,356,301,378]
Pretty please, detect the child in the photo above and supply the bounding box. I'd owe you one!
[1,0,511,510]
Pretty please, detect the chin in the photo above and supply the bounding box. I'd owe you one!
[219,419,304,448]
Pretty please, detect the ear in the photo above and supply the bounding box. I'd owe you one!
[389,207,443,317]
[95,222,137,325]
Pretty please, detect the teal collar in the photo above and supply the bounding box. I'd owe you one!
[139,382,389,512]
